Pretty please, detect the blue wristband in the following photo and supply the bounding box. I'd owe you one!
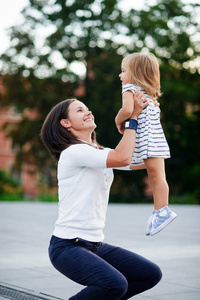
[124,119,138,130]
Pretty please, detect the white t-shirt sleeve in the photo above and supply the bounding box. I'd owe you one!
[59,144,111,168]
[122,83,137,94]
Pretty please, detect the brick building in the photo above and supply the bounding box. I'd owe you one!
[0,106,38,199]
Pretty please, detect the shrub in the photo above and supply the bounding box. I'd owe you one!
[0,169,24,201]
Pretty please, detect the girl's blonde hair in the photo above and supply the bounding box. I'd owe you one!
[123,52,161,100]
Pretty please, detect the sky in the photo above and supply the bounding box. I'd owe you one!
[0,0,28,54]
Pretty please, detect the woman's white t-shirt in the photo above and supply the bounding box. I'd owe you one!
[53,144,113,242]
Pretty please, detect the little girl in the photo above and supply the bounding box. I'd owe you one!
[115,52,177,236]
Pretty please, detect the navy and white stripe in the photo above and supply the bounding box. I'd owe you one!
[122,84,170,165]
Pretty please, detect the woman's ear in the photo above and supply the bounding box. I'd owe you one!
[60,119,71,129]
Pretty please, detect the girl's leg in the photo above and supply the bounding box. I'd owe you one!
[144,157,168,210]
[144,158,177,235]
[49,237,128,300]
[97,243,162,299]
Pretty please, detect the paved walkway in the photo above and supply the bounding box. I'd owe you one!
[0,202,200,300]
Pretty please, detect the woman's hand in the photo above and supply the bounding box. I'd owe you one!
[153,99,160,107]
[131,90,149,119]
[153,99,161,113]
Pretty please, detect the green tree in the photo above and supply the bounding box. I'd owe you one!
[0,169,23,200]
[0,0,199,201]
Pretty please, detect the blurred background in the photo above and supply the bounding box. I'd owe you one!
[0,0,199,204]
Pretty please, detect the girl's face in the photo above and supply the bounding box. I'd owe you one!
[61,100,96,136]
[119,60,131,85]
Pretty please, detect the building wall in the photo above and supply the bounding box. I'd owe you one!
[0,107,38,199]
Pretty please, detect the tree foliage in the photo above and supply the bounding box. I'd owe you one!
[0,0,200,201]
[0,169,24,200]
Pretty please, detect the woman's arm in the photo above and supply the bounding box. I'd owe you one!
[106,126,137,167]
[107,91,148,168]
[130,164,146,170]
[114,163,146,171]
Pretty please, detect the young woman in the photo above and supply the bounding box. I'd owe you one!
[41,93,162,300]
[115,52,177,236]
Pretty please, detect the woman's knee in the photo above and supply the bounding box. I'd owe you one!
[151,264,162,286]
[157,265,162,282]
[109,275,128,298]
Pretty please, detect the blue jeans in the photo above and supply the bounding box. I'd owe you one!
[49,236,162,299]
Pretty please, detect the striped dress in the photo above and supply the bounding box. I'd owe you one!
[122,83,170,166]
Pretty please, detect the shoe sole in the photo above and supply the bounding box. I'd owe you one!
[150,213,177,236]
[145,229,151,236]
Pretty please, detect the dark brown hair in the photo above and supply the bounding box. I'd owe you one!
[40,99,100,162]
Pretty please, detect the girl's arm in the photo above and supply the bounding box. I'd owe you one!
[107,92,148,168]
[115,91,134,134]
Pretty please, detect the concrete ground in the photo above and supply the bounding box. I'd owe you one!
[0,202,200,300]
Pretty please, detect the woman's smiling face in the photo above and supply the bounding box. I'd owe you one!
[63,100,96,135]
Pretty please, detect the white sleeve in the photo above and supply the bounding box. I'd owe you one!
[59,144,111,168]
[122,84,137,94]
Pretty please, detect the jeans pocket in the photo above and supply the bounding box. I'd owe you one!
[77,238,102,252]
